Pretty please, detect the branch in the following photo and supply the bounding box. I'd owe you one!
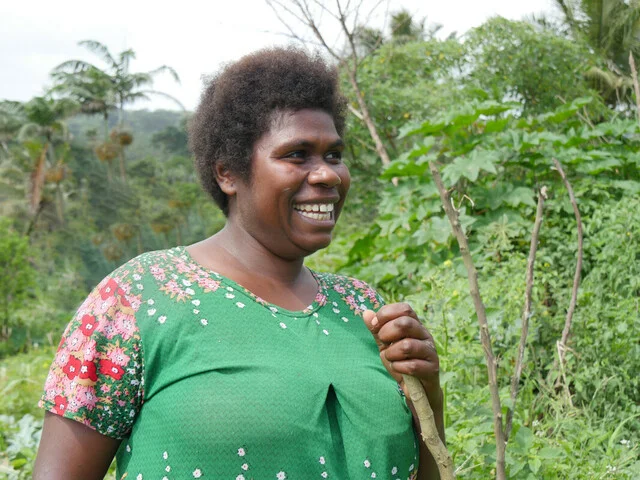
[629,52,640,125]
[428,160,506,480]
[403,375,456,480]
[552,158,583,370]
[505,186,548,442]
[347,103,364,120]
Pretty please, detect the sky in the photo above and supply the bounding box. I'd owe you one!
[0,0,556,112]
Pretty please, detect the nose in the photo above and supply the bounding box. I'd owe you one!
[308,162,341,187]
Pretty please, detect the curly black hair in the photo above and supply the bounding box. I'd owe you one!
[189,47,348,215]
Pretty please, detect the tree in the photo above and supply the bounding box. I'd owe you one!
[17,96,77,226]
[52,40,183,180]
[553,0,640,106]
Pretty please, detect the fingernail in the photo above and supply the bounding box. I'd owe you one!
[371,316,378,326]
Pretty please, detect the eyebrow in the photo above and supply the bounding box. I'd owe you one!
[281,139,345,150]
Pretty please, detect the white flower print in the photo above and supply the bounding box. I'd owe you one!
[276,472,286,480]
[391,466,397,474]
[147,308,156,316]
[409,464,414,471]
[323,329,329,335]
[319,456,325,465]
[226,293,235,299]
[236,475,245,480]
[126,444,131,452]
[332,308,340,314]
[238,448,246,457]
[193,468,202,478]
[165,466,171,472]
[371,473,376,478]
[136,475,143,480]
[193,309,200,314]
[163,451,168,460]
[162,477,168,480]
[147,299,154,305]
[192,299,201,306]
[236,302,245,308]
[241,463,249,470]
[279,322,287,329]
[186,288,195,295]
[201,319,208,326]
[158,316,167,324]
[332,301,338,306]
[182,279,192,286]
[313,312,319,318]
[321,473,328,478]
[364,460,371,468]
[341,317,349,322]
[133,274,141,280]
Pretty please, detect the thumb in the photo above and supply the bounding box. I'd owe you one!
[363,309,385,350]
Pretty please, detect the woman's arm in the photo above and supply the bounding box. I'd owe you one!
[33,412,121,480]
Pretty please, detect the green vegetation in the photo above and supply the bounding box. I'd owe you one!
[2,6,640,477]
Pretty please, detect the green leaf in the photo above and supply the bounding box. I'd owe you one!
[529,457,542,474]
[514,426,534,453]
[442,150,497,184]
[538,447,563,459]
[503,187,536,207]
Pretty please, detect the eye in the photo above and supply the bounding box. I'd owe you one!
[325,150,343,163]
[284,150,307,162]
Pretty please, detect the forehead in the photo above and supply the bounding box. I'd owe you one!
[265,108,340,142]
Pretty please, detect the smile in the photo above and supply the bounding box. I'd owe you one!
[293,203,334,221]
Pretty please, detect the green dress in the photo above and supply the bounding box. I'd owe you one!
[40,246,419,479]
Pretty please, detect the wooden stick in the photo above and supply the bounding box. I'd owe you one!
[552,159,583,370]
[505,186,548,442]
[428,161,506,480]
[403,375,456,480]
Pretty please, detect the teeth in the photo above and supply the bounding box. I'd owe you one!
[297,211,331,220]
[293,203,334,213]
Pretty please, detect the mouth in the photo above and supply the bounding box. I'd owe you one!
[293,202,335,222]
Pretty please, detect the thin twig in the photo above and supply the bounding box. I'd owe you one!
[403,375,456,480]
[429,160,506,480]
[629,52,640,125]
[552,158,583,371]
[505,186,548,442]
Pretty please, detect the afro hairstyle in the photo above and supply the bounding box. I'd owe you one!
[188,46,348,215]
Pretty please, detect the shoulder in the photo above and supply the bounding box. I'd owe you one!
[316,271,385,312]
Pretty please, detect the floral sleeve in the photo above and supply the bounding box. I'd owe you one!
[39,273,144,439]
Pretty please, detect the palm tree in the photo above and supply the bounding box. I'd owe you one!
[17,96,77,226]
[51,40,184,180]
[554,0,640,105]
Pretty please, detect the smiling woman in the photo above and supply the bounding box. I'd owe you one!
[33,47,444,480]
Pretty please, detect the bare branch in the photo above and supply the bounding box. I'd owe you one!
[347,103,364,120]
[429,160,506,480]
[505,186,548,442]
[553,158,583,371]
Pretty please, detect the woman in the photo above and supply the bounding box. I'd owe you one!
[34,47,444,479]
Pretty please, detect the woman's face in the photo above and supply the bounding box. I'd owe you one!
[229,108,351,260]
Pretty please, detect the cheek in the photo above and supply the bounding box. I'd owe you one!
[339,166,351,194]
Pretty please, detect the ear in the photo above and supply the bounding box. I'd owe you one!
[214,162,237,196]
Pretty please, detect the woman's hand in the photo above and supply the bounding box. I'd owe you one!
[363,303,442,408]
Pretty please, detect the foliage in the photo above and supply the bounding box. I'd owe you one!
[0,218,36,346]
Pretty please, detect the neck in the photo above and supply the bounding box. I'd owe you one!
[210,221,306,286]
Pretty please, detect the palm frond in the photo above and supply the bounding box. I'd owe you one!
[146,65,181,84]
[139,90,186,111]
[78,40,117,68]
[52,60,101,74]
